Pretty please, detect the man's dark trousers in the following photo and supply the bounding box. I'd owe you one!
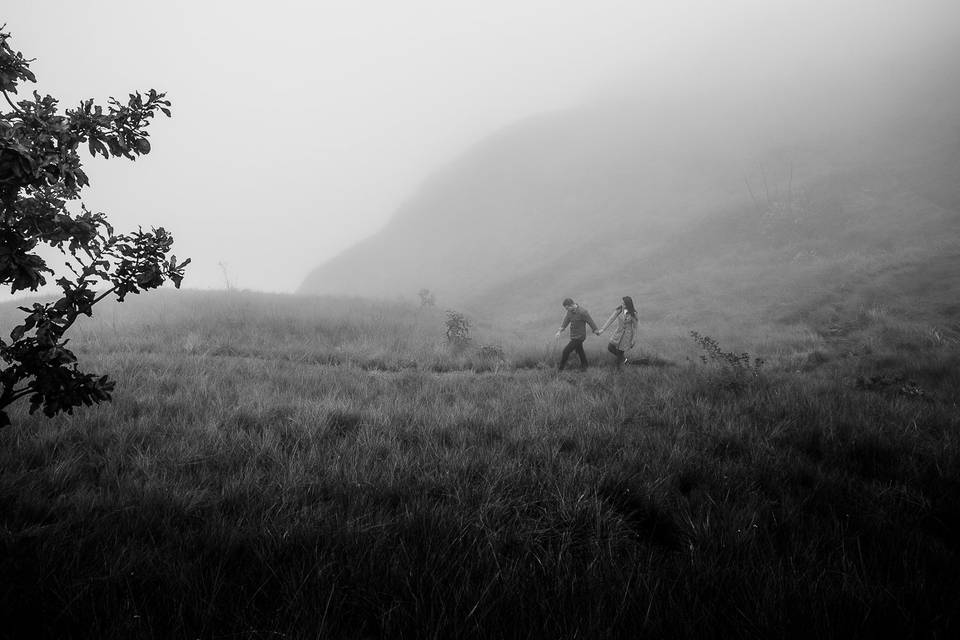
[559,338,588,370]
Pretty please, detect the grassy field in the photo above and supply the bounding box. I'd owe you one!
[1,290,959,639]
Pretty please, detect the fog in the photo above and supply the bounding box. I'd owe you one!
[4,0,959,297]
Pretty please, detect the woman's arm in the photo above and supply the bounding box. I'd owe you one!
[599,308,620,333]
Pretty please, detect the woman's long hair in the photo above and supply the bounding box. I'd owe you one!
[621,296,637,319]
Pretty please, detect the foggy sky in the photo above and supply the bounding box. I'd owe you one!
[4,0,959,296]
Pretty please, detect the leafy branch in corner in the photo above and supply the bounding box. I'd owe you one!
[0,28,189,426]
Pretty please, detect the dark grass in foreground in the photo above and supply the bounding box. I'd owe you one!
[1,295,959,638]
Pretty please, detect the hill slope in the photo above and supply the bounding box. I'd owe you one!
[300,53,960,336]
[477,141,960,328]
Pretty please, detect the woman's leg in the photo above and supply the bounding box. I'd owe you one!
[607,343,624,367]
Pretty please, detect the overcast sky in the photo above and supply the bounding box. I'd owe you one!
[4,1,959,294]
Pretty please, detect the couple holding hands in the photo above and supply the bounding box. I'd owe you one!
[554,296,638,371]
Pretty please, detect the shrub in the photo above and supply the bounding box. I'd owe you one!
[444,310,471,352]
[690,331,764,391]
[690,331,764,374]
[476,344,504,361]
[475,344,505,372]
[418,288,435,307]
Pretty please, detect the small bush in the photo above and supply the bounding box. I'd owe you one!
[444,310,471,352]
[690,331,764,374]
[690,331,764,391]
[418,288,436,307]
[476,344,505,368]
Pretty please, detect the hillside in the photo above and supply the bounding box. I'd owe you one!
[298,103,734,301]
[480,140,960,330]
[299,52,960,331]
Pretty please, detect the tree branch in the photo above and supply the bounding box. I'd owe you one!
[55,284,117,338]
[1,386,32,408]
[91,285,117,307]
[9,387,31,402]
[1,88,24,116]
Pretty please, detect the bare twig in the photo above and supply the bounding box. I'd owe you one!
[788,161,794,199]
[760,163,771,205]
[744,176,761,212]
[91,285,118,307]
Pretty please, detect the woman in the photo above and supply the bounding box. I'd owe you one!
[598,296,639,367]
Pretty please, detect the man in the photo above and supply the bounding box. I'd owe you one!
[555,298,600,370]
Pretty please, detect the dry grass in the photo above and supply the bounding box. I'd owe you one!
[1,291,958,639]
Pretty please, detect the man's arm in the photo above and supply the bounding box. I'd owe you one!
[598,309,618,334]
[585,311,598,332]
[555,310,571,337]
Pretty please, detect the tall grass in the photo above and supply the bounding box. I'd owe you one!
[1,291,958,638]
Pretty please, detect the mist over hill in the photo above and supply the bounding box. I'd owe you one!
[299,45,960,331]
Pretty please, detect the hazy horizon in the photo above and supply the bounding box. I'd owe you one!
[3,0,959,299]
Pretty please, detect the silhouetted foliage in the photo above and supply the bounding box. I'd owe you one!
[0,28,188,426]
